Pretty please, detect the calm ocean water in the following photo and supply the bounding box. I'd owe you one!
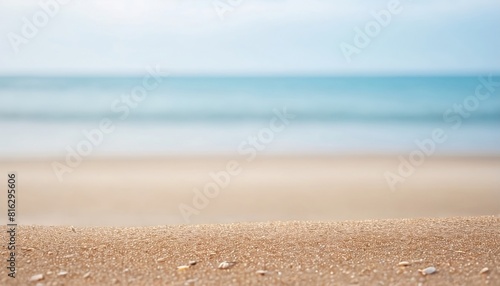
[0,76,499,158]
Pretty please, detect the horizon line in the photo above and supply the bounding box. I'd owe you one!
[1,72,500,78]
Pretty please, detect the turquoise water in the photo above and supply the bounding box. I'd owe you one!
[0,76,499,157]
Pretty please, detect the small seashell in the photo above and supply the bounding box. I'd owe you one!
[57,271,68,277]
[398,261,411,267]
[188,260,197,266]
[479,267,489,274]
[71,226,76,233]
[30,274,44,282]
[157,257,166,262]
[419,266,437,276]
[256,270,268,275]
[83,272,91,279]
[218,261,236,269]
[177,265,190,271]
[46,271,52,275]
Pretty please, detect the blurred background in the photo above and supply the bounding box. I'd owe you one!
[0,0,499,225]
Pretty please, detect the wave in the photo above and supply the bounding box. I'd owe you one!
[1,110,499,123]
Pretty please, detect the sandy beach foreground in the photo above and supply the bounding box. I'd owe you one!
[1,156,498,284]
[1,216,498,285]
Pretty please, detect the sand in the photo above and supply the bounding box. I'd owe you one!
[1,216,499,285]
[0,156,499,225]
[0,156,499,284]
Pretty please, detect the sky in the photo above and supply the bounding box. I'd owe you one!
[0,0,499,76]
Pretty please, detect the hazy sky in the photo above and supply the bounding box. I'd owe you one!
[1,0,499,75]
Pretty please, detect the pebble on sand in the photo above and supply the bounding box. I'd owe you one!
[57,271,68,277]
[398,261,411,267]
[185,278,198,285]
[188,260,197,266]
[419,267,437,276]
[177,265,190,270]
[256,270,268,275]
[479,267,490,274]
[29,274,44,282]
[156,257,166,262]
[83,272,91,279]
[218,261,236,269]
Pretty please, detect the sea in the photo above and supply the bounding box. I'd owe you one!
[1,76,499,159]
